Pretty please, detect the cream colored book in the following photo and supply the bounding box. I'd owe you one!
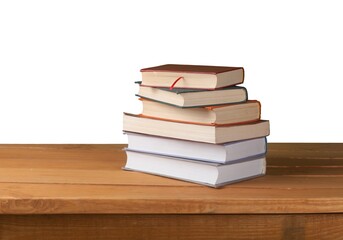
[140,64,244,89]
[123,113,270,144]
[137,85,247,108]
[140,99,261,125]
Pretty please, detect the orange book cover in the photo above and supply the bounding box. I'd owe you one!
[125,112,264,127]
[136,99,260,126]
[139,99,261,126]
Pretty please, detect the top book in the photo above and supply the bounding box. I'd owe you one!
[140,64,244,89]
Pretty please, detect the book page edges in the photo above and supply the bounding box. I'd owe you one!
[136,113,262,127]
[136,94,248,108]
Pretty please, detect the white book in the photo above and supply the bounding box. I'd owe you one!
[124,150,266,188]
[126,132,267,164]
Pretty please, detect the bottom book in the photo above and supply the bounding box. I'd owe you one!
[124,150,266,188]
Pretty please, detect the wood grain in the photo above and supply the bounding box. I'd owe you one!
[0,144,343,240]
[0,214,343,240]
[0,144,342,214]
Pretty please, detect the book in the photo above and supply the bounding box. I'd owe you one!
[123,113,270,144]
[140,64,244,89]
[126,132,267,164]
[140,98,261,125]
[137,85,247,108]
[124,150,266,188]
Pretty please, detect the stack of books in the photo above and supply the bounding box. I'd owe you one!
[123,64,270,188]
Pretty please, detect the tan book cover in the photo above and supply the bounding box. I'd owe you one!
[123,113,270,144]
[140,64,244,89]
[140,99,261,126]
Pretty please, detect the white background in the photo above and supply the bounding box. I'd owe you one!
[0,0,342,143]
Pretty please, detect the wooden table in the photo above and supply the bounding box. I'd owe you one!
[0,144,342,239]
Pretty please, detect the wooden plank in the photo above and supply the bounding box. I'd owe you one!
[268,143,343,155]
[267,159,343,168]
[0,166,343,187]
[0,214,342,240]
[0,167,195,186]
[0,144,126,170]
[266,143,343,175]
[267,166,343,175]
[267,143,343,163]
[0,183,343,214]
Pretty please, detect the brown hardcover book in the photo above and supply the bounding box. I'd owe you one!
[140,98,261,125]
[140,64,244,89]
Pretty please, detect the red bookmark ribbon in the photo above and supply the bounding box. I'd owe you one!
[169,77,183,90]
